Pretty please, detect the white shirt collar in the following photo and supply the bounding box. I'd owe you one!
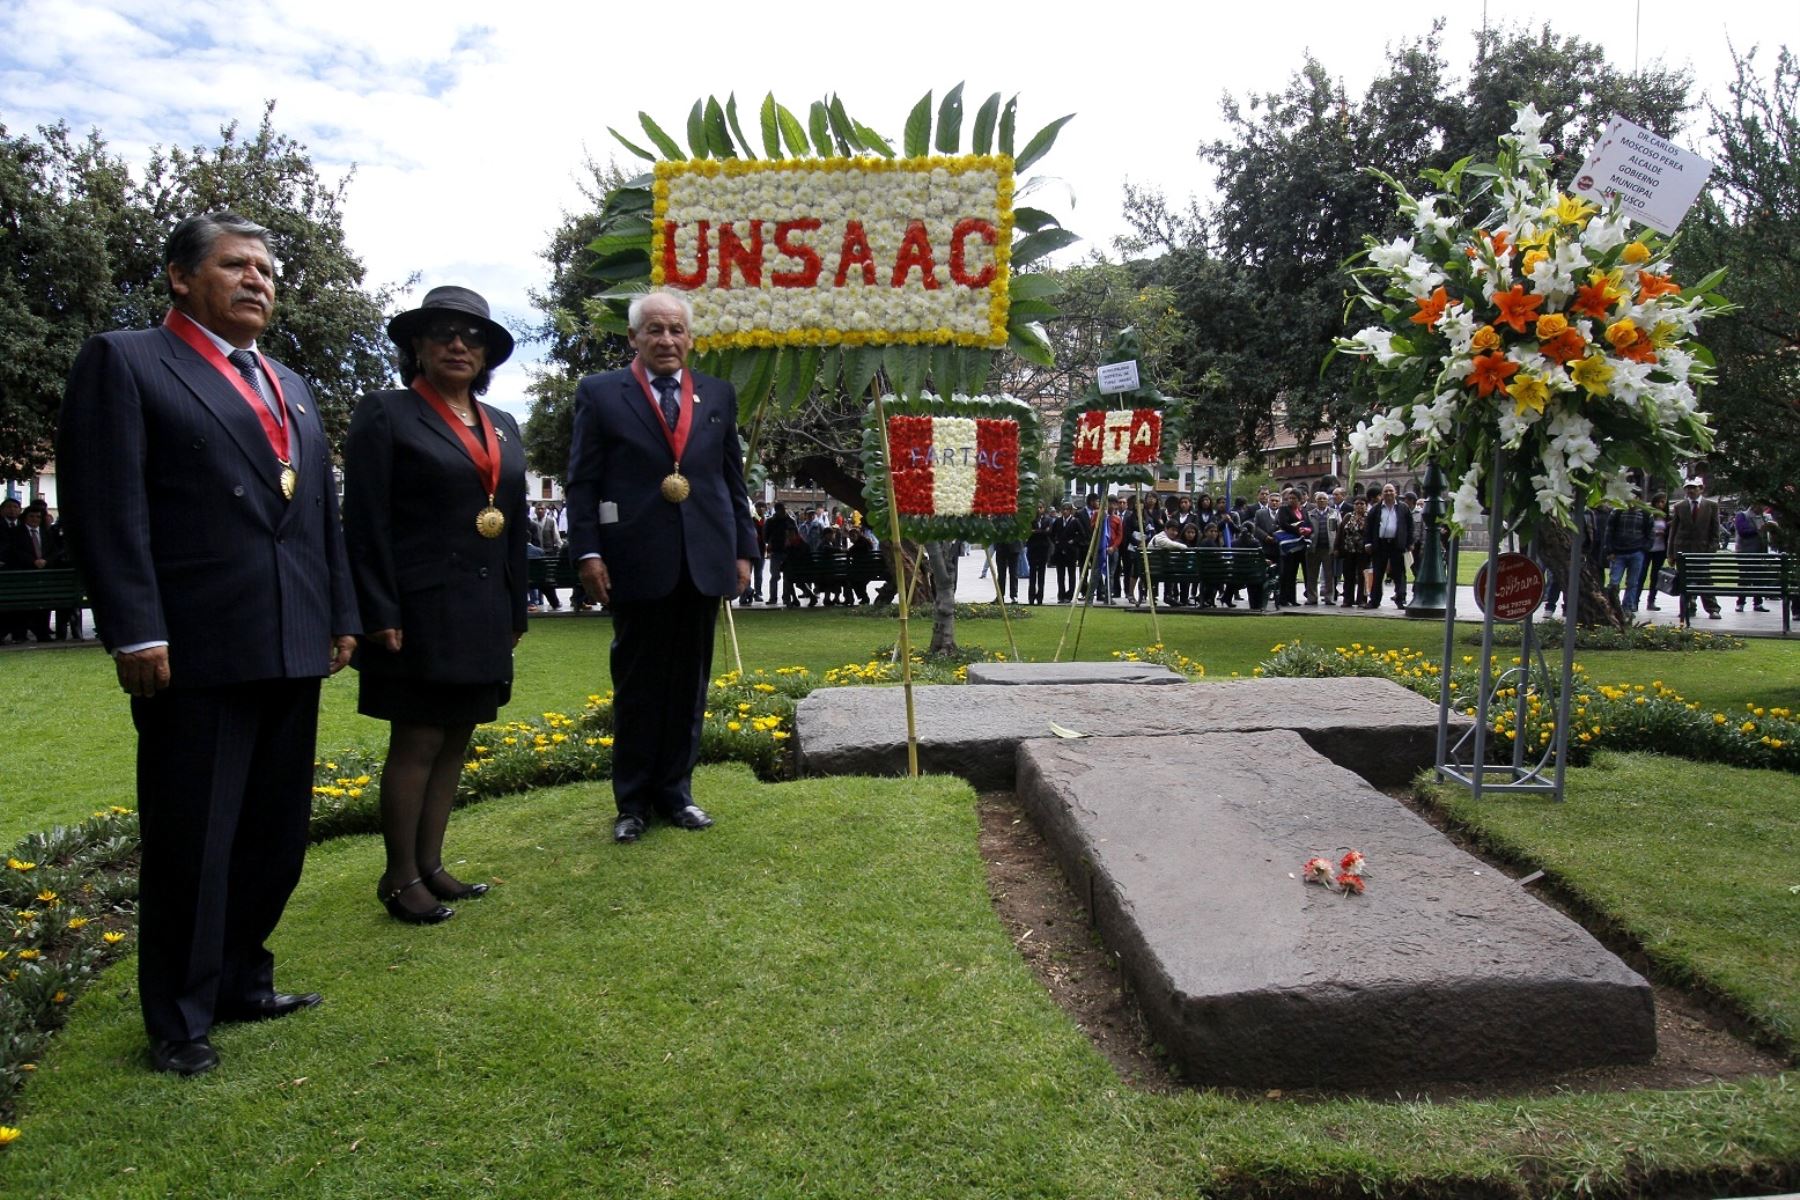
[172,308,257,357]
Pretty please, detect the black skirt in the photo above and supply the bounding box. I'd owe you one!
[358,675,511,725]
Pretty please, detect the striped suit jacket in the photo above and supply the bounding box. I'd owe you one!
[56,323,360,688]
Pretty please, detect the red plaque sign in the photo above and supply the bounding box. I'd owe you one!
[1472,552,1545,621]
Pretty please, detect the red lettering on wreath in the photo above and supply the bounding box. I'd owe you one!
[663,220,709,289]
[834,220,877,287]
[772,219,823,288]
[717,220,764,289]
[890,220,941,290]
[949,218,997,288]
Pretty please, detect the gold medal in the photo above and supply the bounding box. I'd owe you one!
[476,505,506,538]
[660,471,691,503]
[278,464,297,500]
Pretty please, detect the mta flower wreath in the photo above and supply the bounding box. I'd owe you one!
[861,391,1041,543]
[1055,328,1180,485]
[1335,103,1727,544]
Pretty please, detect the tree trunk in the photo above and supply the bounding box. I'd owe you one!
[925,541,959,655]
[793,453,869,517]
[1535,522,1624,629]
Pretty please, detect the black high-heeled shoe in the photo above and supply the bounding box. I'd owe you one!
[422,864,489,901]
[377,877,454,925]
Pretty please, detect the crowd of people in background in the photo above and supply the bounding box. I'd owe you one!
[0,494,84,643]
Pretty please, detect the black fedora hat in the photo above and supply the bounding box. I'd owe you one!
[387,285,514,367]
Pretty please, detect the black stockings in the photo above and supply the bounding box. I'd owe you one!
[378,720,476,916]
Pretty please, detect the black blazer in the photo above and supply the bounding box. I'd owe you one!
[1363,501,1414,550]
[564,367,759,603]
[342,388,528,686]
[56,325,359,687]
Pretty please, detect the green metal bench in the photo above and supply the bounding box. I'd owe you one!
[0,567,87,614]
[781,550,892,604]
[1673,552,1792,633]
[1145,548,1279,611]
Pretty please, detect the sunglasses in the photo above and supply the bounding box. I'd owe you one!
[423,322,488,348]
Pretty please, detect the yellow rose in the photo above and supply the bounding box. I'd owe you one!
[1534,313,1569,340]
[1605,317,1640,351]
[1621,241,1651,264]
[1471,324,1502,352]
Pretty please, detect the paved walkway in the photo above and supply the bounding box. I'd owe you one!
[946,548,1795,639]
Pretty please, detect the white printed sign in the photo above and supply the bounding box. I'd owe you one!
[1096,359,1140,395]
[1570,115,1714,236]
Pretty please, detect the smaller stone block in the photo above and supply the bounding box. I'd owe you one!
[964,661,1184,686]
[1016,732,1656,1087]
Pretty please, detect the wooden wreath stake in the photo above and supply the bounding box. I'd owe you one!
[720,388,775,681]
[983,545,1022,663]
[720,593,744,677]
[1135,487,1160,643]
[1054,506,1103,663]
[871,386,919,777]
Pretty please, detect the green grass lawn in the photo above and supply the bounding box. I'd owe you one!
[7,765,1797,1198]
[7,608,1799,846]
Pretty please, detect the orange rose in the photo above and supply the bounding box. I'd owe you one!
[1471,324,1502,352]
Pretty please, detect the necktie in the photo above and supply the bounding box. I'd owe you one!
[227,349,284,427]
[652,375,679,432]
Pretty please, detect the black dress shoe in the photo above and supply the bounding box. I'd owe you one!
[422,864,490,900]
[377,877,454,924]
[217,992,322,1024]
[150,1036,219,1076]
[669,805,714,830]
[614,814,647,843]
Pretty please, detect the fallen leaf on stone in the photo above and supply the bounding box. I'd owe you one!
[1048,722,1089,739]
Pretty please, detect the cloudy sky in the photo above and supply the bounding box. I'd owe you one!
[0,0,1788,417]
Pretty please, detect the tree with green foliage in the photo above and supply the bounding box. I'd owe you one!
[0,103,396,473]
[1130,22,1693,469]
[1677,46,1800,527]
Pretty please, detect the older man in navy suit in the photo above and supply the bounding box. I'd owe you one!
[57,212,360,1076]
[565,290,758,843]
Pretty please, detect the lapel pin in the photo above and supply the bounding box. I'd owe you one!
[297,404,306,414]
[495,428,507,441]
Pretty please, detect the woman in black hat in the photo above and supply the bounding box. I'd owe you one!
[343,286,528,923]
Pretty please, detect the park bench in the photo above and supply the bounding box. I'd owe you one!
[781,550,892,605]
[526,554,582,595]
[1145,547,1279,611]
[1673,551,1793,633]
[0,567,87,615]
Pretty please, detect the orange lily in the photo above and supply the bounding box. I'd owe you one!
[1637,273,1681,302]
[1541,328,1589,367]
[1410,286,1452,328]
[1492,284,1544,333]
[1571,277,1620,320]
[1467,352,1520,397]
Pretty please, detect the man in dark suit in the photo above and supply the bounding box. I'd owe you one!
[1363,482,1414,609]
[565,290,758,843]
[56,212,360,1076]
[1667,476,1724,620]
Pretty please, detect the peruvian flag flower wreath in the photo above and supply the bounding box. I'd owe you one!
[1054,329,1179,486]
[1333,102,1726,544]
[861,391,1042,543]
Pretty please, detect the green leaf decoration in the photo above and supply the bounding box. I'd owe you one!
[844,344,883,401]
[590,301,629,336]
[638,112,685,161]
[853,121,896,158]
[827,95,860,153]
[725,93,756,159]
[787,346,822,409]
[1006,297,1061,321]
[1011,207,1062,234]
[686,99,712,159]
[586,248,652,284]
[1014,114,1075,174]
[771,346,800,409]
[971,93,1001,155]
[704,97,735,158]
[777,104,811,158]
[961,346,993,394]
[601,187,653,218]
[608,127,658,163]
[759,93,783,159]
[935,82,965,154]
[904,91,932,158]
[1009,273,1063,301]
[1012,227,1082,268]
[1009,322,1055,367]
[808,101,834,157]
[998,96,1018,156]
[930,344,959,396]
[741,348,778,416]
[587,215,654,259]
[882,344,928,400]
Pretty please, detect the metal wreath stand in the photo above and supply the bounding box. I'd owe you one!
[1433,445,1583,803]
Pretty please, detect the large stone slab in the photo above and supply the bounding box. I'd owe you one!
[965,661,1185,686]
[1016,732,1656,1086]
[796,677,1462,790]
